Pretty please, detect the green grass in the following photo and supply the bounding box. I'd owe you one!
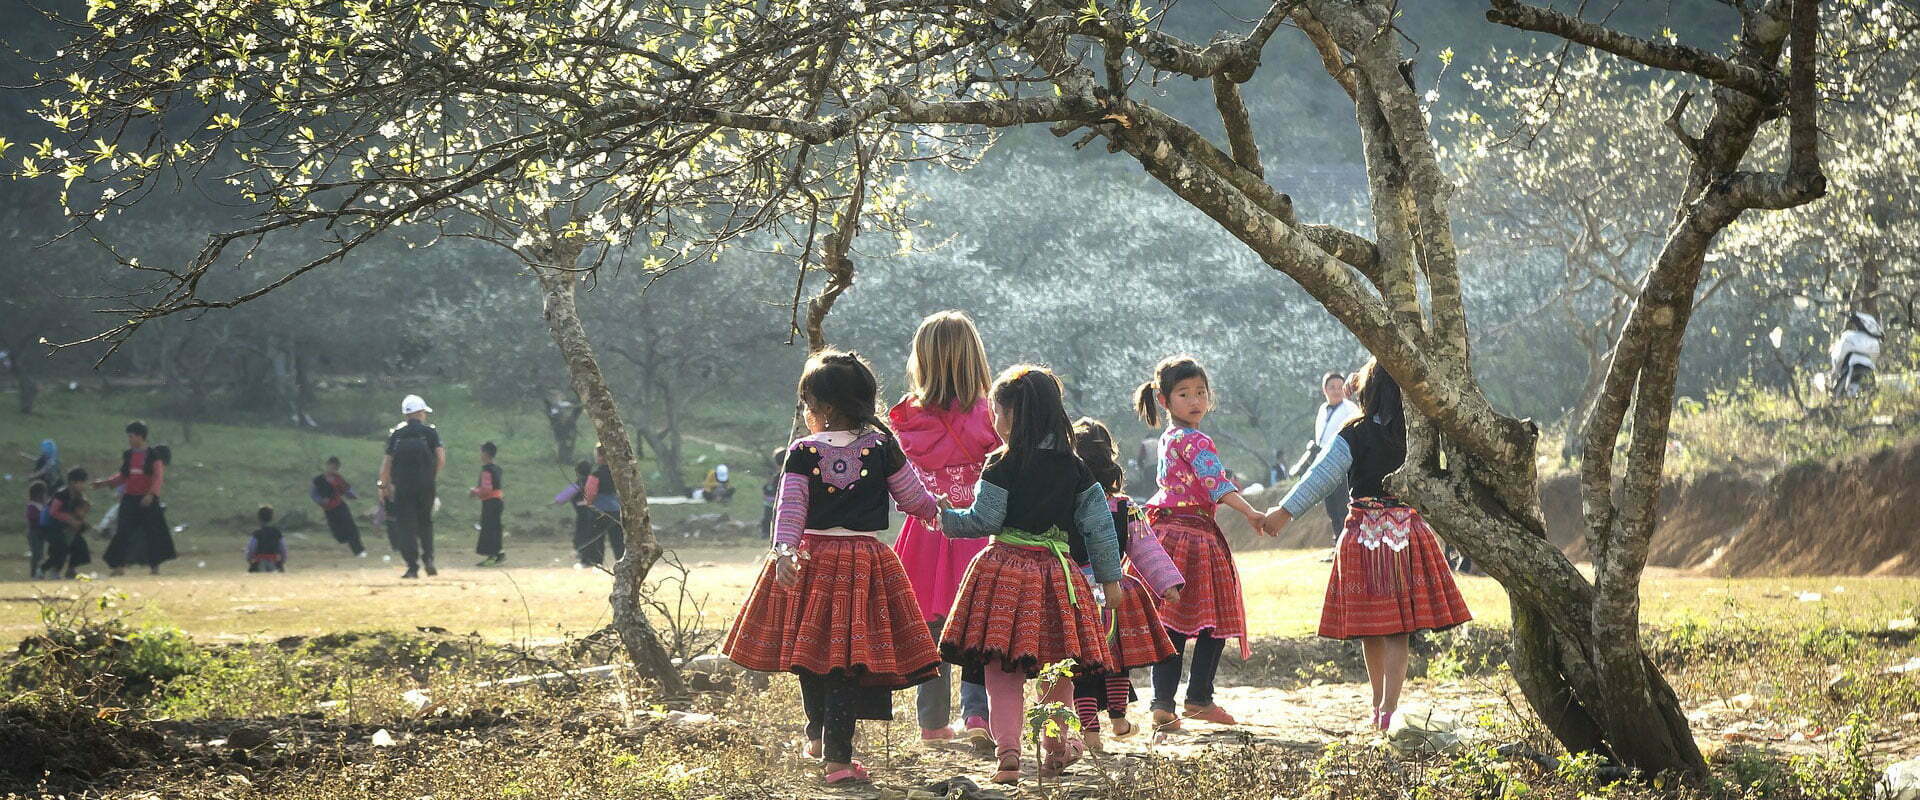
[2,382,784,563]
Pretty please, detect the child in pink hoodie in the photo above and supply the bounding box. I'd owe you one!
[890,311,1000,743]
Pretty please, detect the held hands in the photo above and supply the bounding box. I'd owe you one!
[936,494,954,512]
[1257,506,1293,537]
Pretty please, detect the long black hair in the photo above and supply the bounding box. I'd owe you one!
[1071,417,1125,494]
[798,350,892,436]
[1134,355,1209,427]
[1344,359,1406,447]
[989,365,1074,473]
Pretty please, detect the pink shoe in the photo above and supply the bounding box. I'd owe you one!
[1182,703,1237,725]
[991,750,1022,784]
[1040,734,1086,777]
[921,726,956,741]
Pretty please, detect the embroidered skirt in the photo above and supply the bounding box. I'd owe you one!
[940,541,1114,678]
[1100,573,1177,671]
[723,533,941,688]
[1147,510,1250,657]
[1320,500,1473,640]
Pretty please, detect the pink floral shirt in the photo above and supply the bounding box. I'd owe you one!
[1146,427,1239,513]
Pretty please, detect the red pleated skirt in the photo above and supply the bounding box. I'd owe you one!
[940,542,1114,678]
[1148,510,1249,655]
[1320,503,1473,640]
[723,534,941,688]
[1100,573,1177,671]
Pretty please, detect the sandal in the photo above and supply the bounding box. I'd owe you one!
[991,750,1022,784]
[821,765,868,785]
[801,739,823,759]
[1039,734,1085,777]
[1182,703,1237,725]
[1109,716,1138,739]
[1151,708,1183,732]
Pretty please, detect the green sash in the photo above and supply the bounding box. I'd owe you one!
[992,526,1080,605]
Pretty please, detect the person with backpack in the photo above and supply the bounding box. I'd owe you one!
[97,420,178,576]
[470,441,506,566]
[379,394,445,579]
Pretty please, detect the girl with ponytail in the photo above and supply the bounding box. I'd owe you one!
[1261,359,1472,731]
[936,365,1123,783]
[1135,355,1262,732]
[723,350,943,785]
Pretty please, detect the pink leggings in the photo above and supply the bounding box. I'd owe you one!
[983,663,1071,756]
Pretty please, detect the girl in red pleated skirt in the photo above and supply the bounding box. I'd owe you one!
[936,366,1126,784]
[1261,360,1473,732]
[1134,356,1265,731]
[722,350,943,786]
[1067,418,1183,752]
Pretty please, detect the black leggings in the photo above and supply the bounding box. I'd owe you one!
[798,673,890,764]
[1150,629,1225,712]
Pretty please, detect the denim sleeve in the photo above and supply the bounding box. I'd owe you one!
[940,480,1006,538]
[1279,437,1354,516]
[1075,483,1123,583]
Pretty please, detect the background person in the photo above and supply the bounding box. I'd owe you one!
[380,394,444,579]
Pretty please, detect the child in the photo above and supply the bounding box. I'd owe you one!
[578,447,625,567]
[1135,355,1264,731]
[25,481,49,579]
[471,442,506,566]
[311,456,366,556]
[1068,417,1184,751]
[938,366,1123,783]
[246,505,288,573]
[889,311,1000,743]
[554,460,597,568]
[1262,360,1472,731]
[722,350,943,785]
[40,470,93,579]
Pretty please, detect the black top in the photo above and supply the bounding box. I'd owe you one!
[983,448,1098,540]
[481,463,504,490]
[783,431,907,533]
[1338,420,1407,501]
[250,525,284,549]
[385,419,442,454]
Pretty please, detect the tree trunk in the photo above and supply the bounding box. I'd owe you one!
[534,254,687,697]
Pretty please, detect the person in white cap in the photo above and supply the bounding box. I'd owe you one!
[380,394,445,578]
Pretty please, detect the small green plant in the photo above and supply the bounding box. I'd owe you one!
[1027,659,1083,782]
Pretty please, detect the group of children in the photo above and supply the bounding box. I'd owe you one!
[22,422,178,579]
[723,311,1474,785]
[288,442,515,574]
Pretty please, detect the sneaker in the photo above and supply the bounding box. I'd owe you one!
[476,555,498,567]
[423,559,438,576]
[920,726,955,741]
[355,550,368,558]
[401,566,420,579]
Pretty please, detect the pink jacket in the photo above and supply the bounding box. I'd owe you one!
[890,396,1000,474]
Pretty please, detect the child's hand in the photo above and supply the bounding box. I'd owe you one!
[1258,507,1293,537]
[773,548,806,585]
[1162,586,1182,605]
[1101,581,1124,610]
[1239,506,1263,528]
[936,494,954,512]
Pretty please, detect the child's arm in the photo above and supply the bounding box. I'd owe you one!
[1125,513,1185,595]
[1265,437,1354,534]
[148,460,165,500]
[554,484,581,505]
[886,466,938,521]
[1073,484,1124,584]
[938,480,1005,538]
[770,473,810,547]
[1183,432,1259,525]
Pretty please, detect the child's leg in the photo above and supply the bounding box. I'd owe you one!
[1183,632,1226,708]
[1377,634,1410,724]
[915,618,954,732]
[1037,676,1074,743]
[1071,673,1104,732]
[797,673,827,750]
[983,665,1026,756]
[819,680,859,767]
[1360,636,1387,718]
[1150,629,1190,713]
[1106,672,1132,717]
